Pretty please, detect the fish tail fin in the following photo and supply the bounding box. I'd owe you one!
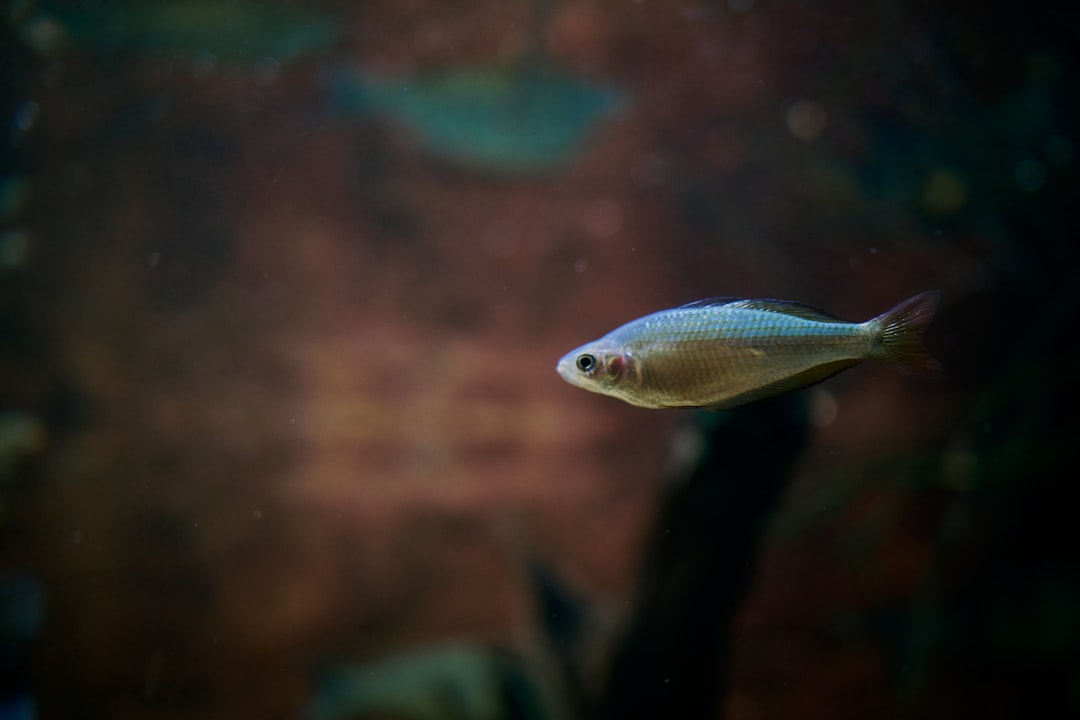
[869,290,943,379]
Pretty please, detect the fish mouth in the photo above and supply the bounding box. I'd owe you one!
[555,352,580,386]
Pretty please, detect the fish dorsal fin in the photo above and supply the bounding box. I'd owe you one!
[727,299,844,321]
[680,297,845,322]
[677,297,741,309]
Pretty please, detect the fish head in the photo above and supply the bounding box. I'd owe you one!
[556,339,635,398]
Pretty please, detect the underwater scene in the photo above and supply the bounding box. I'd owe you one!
[1,0,1077,718]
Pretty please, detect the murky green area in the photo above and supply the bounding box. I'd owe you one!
[2,1,1076,718]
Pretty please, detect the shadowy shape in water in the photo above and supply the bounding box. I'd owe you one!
[0,574,44,720]
[305,643,563,720]
[16,0,341,66]
[595,395,810,719]
[330,63,626,175]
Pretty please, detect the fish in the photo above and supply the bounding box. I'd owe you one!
[556,291,942,409]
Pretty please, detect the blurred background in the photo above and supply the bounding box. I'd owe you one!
[1,0,1077,718]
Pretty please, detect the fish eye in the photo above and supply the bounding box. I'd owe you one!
[576,353,597,373]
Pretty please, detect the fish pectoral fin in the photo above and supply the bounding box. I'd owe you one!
[703,359,860,410]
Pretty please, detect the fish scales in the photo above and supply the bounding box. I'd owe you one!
[622,308,866,407]
[556,292,941,410]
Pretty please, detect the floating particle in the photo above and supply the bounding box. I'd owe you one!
[921,169,968,216]
[785,99,827,141]
[1014,159,1048,193]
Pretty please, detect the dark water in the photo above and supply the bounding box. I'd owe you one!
[2,1,1077,718]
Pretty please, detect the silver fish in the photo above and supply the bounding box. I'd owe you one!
[556,291,942,409]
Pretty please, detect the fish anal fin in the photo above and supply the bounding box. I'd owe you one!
[703,359,860,410]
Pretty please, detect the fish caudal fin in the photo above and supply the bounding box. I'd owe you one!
[870,290,943,379]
